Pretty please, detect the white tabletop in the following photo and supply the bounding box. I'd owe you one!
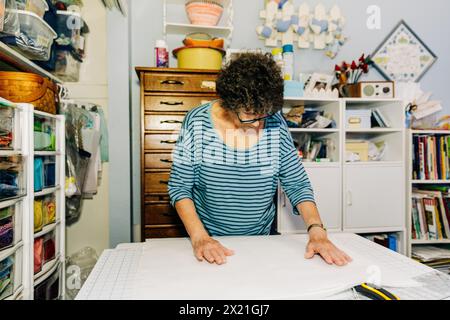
[77,233,449,300]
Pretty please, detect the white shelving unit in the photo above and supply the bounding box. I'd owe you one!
[29,109,66,300]
[277,98,407,254]
[163,0,234,46]
[0,103,65,301]
[406,129,450,257]
[0,103,31,301]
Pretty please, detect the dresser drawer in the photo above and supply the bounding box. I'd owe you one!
[144,134,179,151]
[145,202,181,225]
[145,194,170,202]
[145,172,170,193]
[145,153,174,170]
[144,114,186,131]
[144,226,188,239]
[144,73,217,93]
[144,95,216,112]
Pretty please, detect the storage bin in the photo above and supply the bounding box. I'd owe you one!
[34,266,59,300]
[53,46,82,82]
[43,231,55,263]
[34,115,55,150]
[34,157,43,192]
[42,194,55,225]
[33,197,43,232]
[346,109,372,129]
[0,72,58,115]
[0,106,14,150]
[0,256,14,299]
[14,0,48,18]
[33,237,43,274]
[0,155,25,201]
[55,10,82,47]
[3,9,56,61]
[43,156,55,188]
[0,0,20,36]
[0,205,15,251]
[0,245,22,300]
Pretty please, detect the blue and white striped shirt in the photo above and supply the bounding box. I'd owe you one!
[168,102,315,236]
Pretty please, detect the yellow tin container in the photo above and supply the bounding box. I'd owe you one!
[173,46,225,70]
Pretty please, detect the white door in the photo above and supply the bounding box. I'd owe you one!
[277,166,342,233]
[344,164,404,231]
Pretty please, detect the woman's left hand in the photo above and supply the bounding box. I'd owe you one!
[305,228,352,266]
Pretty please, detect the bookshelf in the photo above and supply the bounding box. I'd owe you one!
[406,129,450,257]
[277,98,407,254]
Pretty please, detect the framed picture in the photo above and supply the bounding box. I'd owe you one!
[305,73,334,91]
[371,20,437,82]
[224,48,263,65]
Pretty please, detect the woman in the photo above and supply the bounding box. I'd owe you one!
[168,52,351,266]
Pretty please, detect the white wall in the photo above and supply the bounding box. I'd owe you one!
[65,0,110,257]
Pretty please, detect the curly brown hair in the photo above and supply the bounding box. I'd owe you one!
[216,52,284,115]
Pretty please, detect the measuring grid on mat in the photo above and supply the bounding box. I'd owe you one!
[76,248,141,300]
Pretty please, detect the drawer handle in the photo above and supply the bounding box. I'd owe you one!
[162,212,177,217]
[160,101,184,106]
[161,80,184,86]
[160,180,169,185]
[160,140,177,144]
[160,159,173,164]
[160,120,183,124]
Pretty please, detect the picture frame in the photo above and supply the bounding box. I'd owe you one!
[305,73,334,92]
[371,20,437,83]
[224,48,264,66]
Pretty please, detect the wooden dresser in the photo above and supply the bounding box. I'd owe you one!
[136,67,219,239]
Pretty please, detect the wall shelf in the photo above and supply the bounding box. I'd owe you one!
[0,42,63,84]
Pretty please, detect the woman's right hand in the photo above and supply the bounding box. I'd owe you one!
[191,236,234,265]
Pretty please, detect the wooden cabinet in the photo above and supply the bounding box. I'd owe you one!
[136,67,219,239]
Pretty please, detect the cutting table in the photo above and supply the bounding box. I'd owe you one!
[76,233,450,300]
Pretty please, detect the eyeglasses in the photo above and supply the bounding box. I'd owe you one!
[235,111,275,124]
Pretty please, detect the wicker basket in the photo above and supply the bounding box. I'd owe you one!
[0,72,58,115]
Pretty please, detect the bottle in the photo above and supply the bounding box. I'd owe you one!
[155,40,169,68]
[282,44,294,81]
[272,47,284,75]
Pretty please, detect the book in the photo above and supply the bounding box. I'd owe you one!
[423,197,438,240]
[374,108,390,127]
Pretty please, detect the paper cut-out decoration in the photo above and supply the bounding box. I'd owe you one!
[371,20,437,82]
[257,1,347,58]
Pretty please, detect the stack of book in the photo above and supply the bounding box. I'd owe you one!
[412,134,450,180]
[412,246,450,274]
[362,233,398,252]
[295,135,333,162]
[411,186,450,240]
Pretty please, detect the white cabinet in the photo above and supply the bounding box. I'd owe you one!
[277,98,407,254]
[343,164,405,231]
[277,165,342,233]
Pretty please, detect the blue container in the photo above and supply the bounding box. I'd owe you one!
[43,160,56,188]
[34,157,44,192]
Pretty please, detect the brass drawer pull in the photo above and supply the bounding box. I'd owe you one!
[161,80,184,86]
[160,140,177,144]
[160,159,173,164]
[160,101,184,106]
[160,120,183,124]
[159,180,169,185]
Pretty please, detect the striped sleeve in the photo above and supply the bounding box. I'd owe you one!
[278,117,316,215]
[168,114,195,207]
